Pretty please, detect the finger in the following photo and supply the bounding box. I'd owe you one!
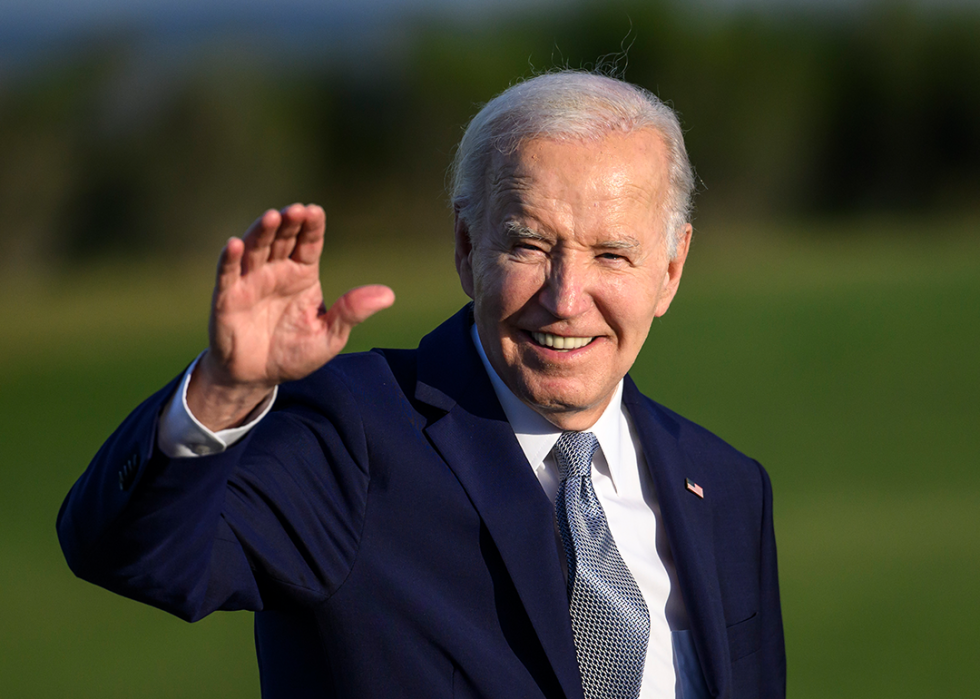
[324,284,396,348]
[216,237,245,293]
[269,203,306,261]
[290,204,326,265]
[242,209,281,274]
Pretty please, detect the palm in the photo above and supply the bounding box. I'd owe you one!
[216,257,327,385]
[208,204,394,390]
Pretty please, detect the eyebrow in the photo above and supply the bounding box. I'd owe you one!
[504,222,551,242]
[504,221,641,251]
[595,237,641,251]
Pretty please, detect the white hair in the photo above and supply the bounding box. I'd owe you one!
[450,70,695,258]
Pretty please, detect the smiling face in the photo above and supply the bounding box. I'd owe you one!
[455,129,692,431]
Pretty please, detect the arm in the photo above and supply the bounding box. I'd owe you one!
[58,368,373,620]
[57,203,392,618]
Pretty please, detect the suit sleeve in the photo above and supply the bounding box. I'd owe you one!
[56,368,370,622]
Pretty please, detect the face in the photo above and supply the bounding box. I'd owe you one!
[455,129,692,431]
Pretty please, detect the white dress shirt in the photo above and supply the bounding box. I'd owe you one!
[157,330,698,698]
[470,325,691,699]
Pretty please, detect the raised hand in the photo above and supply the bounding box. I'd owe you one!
[187,204,395,431]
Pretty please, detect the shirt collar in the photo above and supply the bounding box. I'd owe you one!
[471,324,627,490]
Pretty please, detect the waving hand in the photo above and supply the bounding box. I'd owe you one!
[187,204,394,431]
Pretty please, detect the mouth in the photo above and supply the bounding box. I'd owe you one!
[529,331,595,351]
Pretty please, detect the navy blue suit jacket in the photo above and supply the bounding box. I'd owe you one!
[58,305,785,698]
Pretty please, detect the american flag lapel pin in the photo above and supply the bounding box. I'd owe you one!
[685,478,704,499]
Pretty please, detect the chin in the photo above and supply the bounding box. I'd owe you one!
[519,382,608,423]
[515,376,580,407]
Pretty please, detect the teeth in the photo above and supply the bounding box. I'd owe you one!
[530,332,594,350]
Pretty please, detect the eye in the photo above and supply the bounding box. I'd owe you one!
[513,241,546,255]
[597,252,626,261]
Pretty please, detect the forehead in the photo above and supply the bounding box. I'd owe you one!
[487,129,670,224]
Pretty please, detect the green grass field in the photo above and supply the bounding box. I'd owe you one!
[2,220,978,697]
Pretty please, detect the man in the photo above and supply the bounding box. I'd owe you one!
[58,71,785,698]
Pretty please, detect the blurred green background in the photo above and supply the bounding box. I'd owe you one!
[2,0,978,696]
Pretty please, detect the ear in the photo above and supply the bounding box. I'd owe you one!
[653,224,692,318]
[454,206,476,300]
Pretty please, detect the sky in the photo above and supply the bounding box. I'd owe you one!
[1,0,976,71]
[5,0,976,35]
[5,0,557,36]
[0,0,558,68]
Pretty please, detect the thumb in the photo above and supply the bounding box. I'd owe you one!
[324,284,395,344]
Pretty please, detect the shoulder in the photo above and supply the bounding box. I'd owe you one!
[648,396,754,460]
[275,348,417,410]
[259,348,421,447]
[625,381,770,502]
[225,348,422,494]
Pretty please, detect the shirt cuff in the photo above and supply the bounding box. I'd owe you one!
[156,353,278,459]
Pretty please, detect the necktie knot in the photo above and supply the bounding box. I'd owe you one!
[553,431,599,481]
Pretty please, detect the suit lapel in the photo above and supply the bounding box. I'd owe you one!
[623,378,731,699]
[415,307,584,699]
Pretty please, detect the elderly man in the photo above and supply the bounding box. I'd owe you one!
[59,71,785,699]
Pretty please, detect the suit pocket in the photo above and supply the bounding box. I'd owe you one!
[726,612,761,661]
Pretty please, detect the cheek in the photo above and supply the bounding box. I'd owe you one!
[477,259,541,316]
[599,276,660,342]
[601,272,649,307]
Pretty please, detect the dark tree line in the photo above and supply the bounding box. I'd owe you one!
[2,1,978,269]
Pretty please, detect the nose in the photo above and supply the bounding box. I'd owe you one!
[539,255,592,319]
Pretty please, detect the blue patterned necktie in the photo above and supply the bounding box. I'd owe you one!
[553,431,650,699]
